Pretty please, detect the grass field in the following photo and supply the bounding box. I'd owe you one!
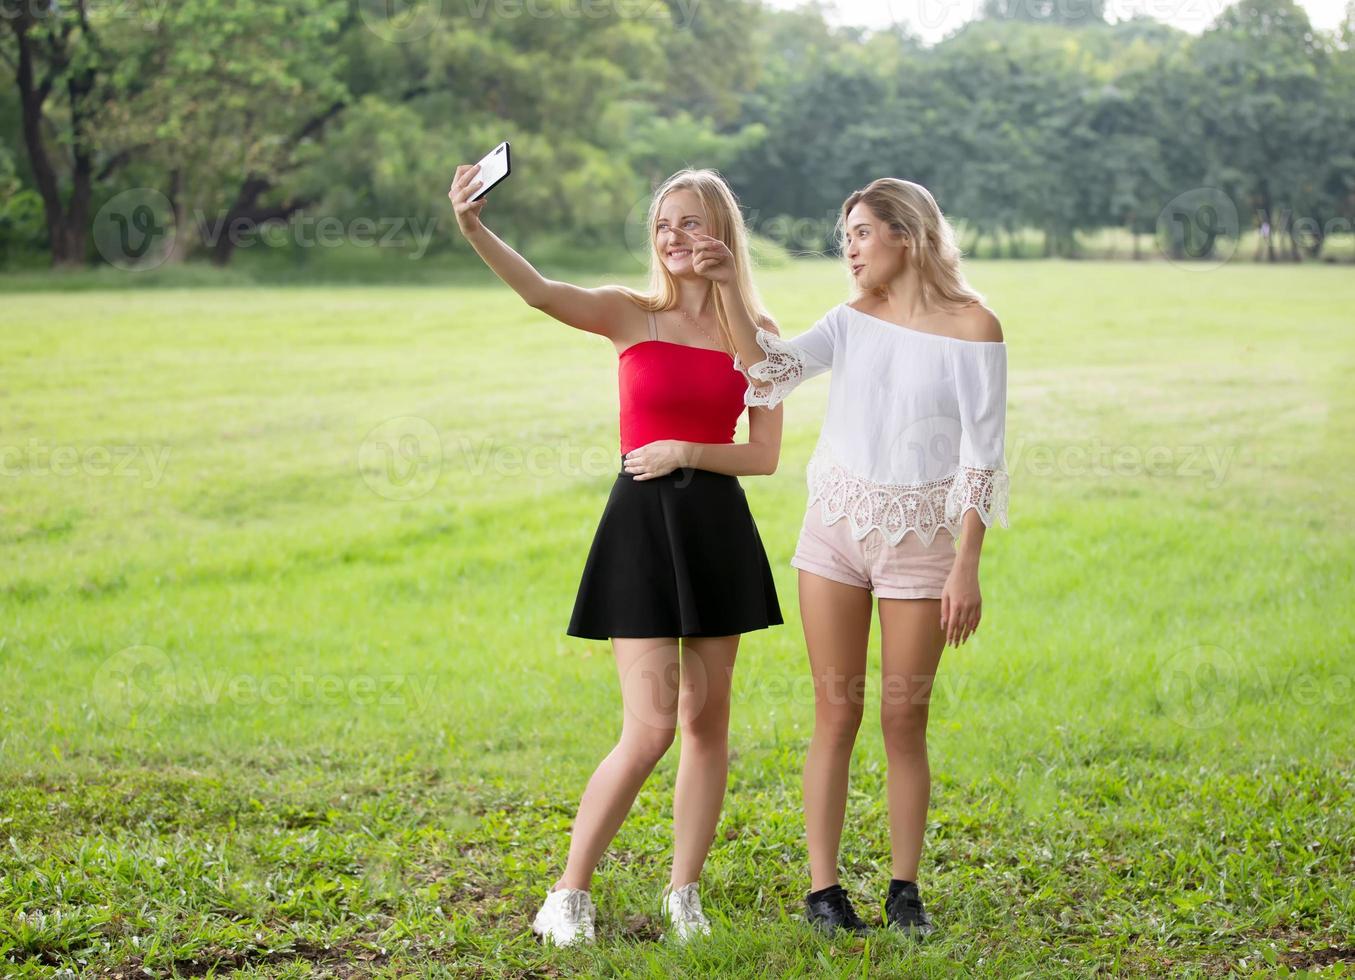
[2,259,1353,977]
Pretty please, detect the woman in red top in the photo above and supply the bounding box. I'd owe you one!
[449,166,783,946]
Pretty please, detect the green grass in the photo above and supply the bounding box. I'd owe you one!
[1,259,1352,977]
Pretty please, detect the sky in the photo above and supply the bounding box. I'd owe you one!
[765,0,1351,44]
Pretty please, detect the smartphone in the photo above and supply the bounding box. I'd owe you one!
[469,141,511,202]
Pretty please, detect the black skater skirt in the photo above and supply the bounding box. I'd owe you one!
[567,460,784,640]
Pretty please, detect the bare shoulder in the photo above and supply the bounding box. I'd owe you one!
[605,287,658,349]
[952,301,1003,343]
[597,283,645,312]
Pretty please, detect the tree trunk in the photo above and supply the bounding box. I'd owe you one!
[1259,183,1277,263]
[11,6,104,267]
[208,174,315,267]
[162,168,194,265]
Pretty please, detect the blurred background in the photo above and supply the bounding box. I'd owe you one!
[3,0,1354,278]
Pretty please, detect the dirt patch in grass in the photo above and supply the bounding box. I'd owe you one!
[102,934,453,979]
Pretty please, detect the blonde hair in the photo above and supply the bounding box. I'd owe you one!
[837,178,984,311]
[620,169,770,354]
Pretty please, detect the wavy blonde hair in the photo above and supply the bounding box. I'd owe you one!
[837,178,984,311]
[620,169,770,354]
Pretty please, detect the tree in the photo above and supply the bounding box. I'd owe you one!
[89,0,352,266]
[1193,0,1331,261]
[0,0,142,265]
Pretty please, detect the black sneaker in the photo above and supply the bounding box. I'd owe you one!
[805,884,872,935]
[884,881,935,939]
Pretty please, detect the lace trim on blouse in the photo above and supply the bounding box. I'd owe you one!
[807,448,1010,547]
[731,327,802,409]
[733,323,1010,545]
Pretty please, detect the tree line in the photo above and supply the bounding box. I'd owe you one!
[2,0,1353,268]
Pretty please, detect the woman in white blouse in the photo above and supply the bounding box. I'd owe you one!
[687,178,1008,938]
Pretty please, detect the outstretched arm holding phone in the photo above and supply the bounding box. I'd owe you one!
[448,162,640,340]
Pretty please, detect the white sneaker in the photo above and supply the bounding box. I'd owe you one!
[531,886,596,947]
[661,881,711,941]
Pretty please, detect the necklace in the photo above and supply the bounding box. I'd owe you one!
[672,304,725,351]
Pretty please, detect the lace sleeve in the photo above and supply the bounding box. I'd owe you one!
[944,341,1010,528]
[731,311,838,410]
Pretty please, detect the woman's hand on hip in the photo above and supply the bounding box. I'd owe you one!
[624,440,690,480]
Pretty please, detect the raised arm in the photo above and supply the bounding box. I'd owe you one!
[683,229,837,409]
[448,163,635,338]
[714,274,770,382]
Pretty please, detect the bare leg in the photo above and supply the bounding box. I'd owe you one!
[798,570,873,892]
[669,634,739,888]
[876,597,945,882]
[555,636,679,891]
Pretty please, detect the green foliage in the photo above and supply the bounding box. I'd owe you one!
[0,142,45,262]
[2,0,1353,267]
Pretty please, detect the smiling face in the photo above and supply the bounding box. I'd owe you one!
[844,202,910,293]
[654,189,709,277]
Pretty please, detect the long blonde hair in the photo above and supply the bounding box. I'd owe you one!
[621,169,769,354]
[837,178,984,311]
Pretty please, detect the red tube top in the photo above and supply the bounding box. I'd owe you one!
[618,340,749,456]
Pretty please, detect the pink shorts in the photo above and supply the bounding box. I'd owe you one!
[790,499,957,599]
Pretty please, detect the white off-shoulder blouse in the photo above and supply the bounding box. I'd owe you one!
[733,302,1010,547]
